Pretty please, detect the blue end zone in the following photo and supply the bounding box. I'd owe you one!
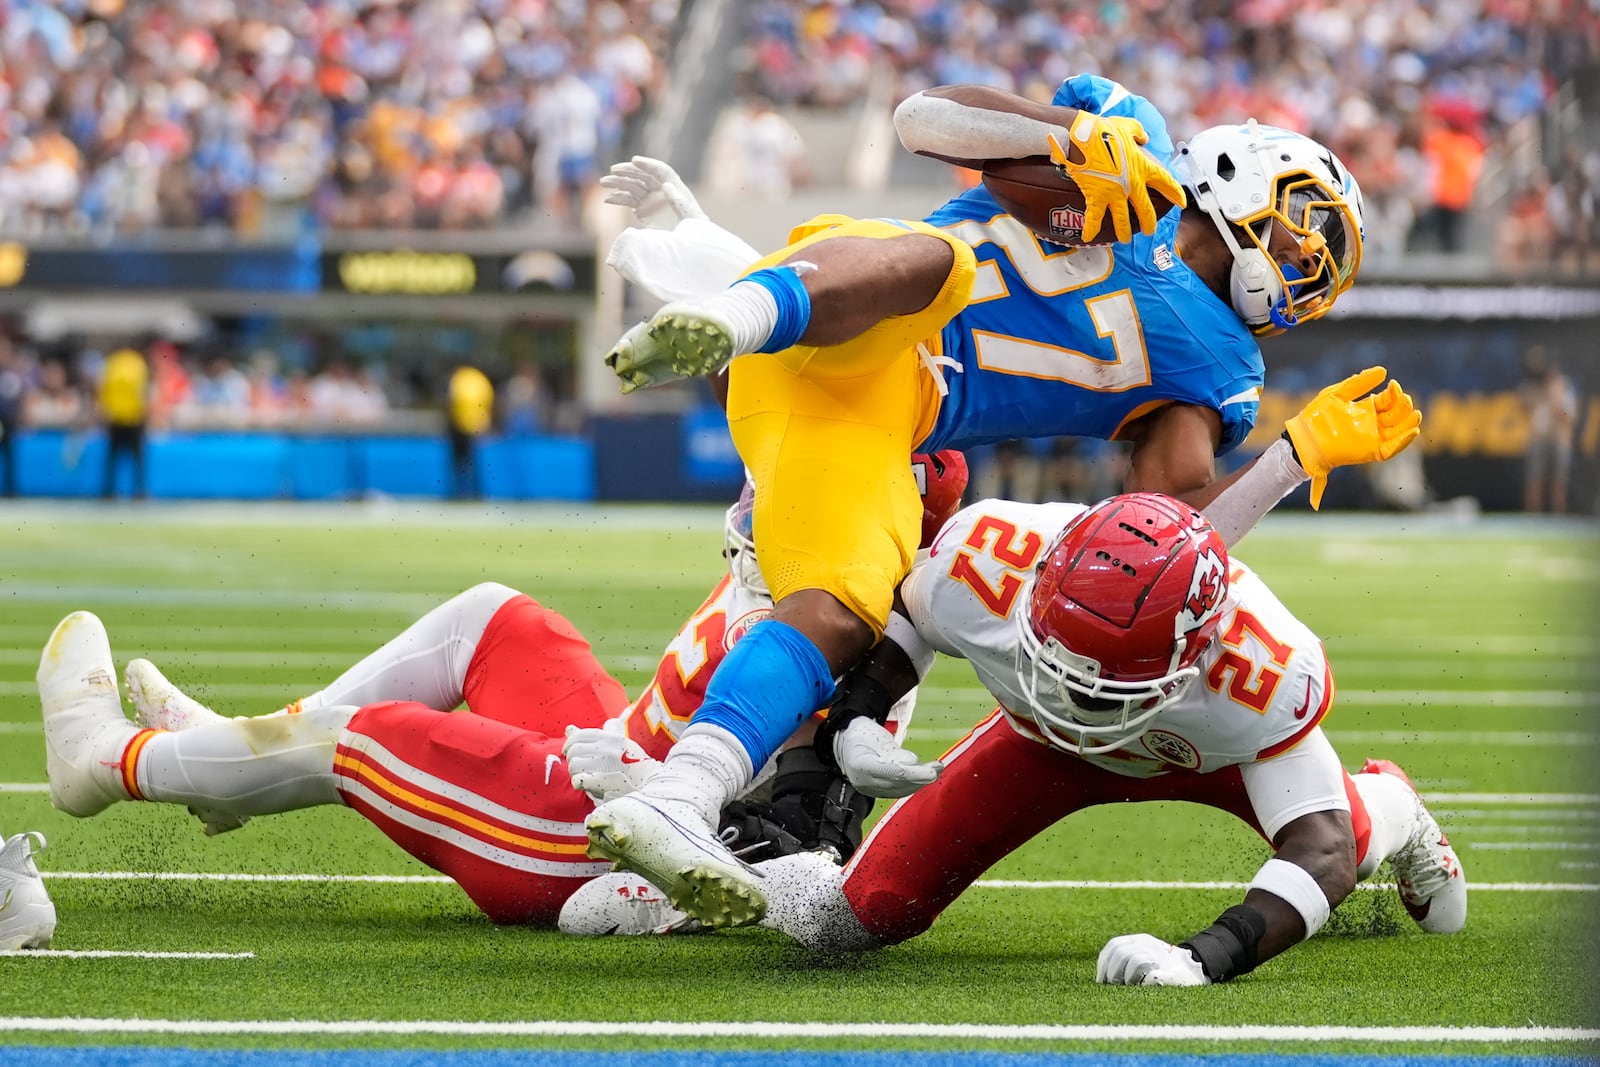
[14,1050,1589,1067]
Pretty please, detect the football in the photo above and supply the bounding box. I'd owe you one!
[982,155,1179,246]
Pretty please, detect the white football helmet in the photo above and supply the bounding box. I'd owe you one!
[723,480,768,597]
[1172,120,1364,335]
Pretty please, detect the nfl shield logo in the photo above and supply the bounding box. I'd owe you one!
[1049,205,1085,238]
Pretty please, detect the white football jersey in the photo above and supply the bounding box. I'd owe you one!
[626,558,920,750]
[901,499,1332,779]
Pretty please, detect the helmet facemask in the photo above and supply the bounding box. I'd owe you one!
[723,483,768,597]
[1013,608,1201,756]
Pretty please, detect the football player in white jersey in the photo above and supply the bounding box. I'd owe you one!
[566,493,1466,985]
[31,454,968,933]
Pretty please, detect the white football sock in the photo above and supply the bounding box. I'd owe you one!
[299,582,518,714]
[132,706,358,815]
[638,724,752,826]
[679,280,780,356]
[1351,771,1421,880]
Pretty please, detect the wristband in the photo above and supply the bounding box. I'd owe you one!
[1248,857,1332,940]
[1280,429,1302,468]
[883,611,936,679]
[1179,902,1268,982]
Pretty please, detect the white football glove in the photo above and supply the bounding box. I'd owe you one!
[833,717,943,799]
[1096,933,1211,987]
[600,156,708,229]
[562,718,660,802]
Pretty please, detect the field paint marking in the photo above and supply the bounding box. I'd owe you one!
[38,871,1600,892]
[0,681,319,698]
[1468,842,1600,852]
[0,949,252,960]
[973,880,1600,893]
[0,649,352,667]
[1429,793,1599,805]
[917,687,1592,709]
[0,723,42,733]
[7,784,1595,809]
[1325,730,1596,746]
[44,871,453,884]
[0,1017,1593,1042]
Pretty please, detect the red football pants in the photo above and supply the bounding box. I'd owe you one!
[333,594,631,925]
[842,710,1372,945]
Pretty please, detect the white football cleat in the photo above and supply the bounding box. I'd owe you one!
[126,658,224,732]
[558,872,703,936]
[126,658,247,835]
[0,832,56,950]
[38,612,142,817]
[604,303,737,393]
[1364,758,1467,934]
[585,795,767,928]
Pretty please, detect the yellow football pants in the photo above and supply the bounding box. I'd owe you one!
[726,215,977,634]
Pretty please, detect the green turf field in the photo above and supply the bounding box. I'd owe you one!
[0,503,1596,1059]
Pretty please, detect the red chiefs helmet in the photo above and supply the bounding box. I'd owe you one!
[1016,492,1231,755]
[912,450,968,549]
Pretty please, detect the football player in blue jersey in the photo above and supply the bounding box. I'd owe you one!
[584,78,1421,927]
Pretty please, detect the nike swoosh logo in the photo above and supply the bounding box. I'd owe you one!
[544,753,563,784]
[620,752,643,765]
[1292,679,1314,720]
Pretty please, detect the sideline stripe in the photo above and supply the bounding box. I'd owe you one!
[0,1052,1592,1067]
[0,950,252,960]
[2,787,1592,805]
[920,688,1593,709]
[37,871,1600,892]
[1430,793,1600,805]
[0,1018,1594,1042]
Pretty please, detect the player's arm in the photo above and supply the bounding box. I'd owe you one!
[1122,367,1422,546]
[895,85,1086,169]
[1098,730,1357,986]
[895,85,1184,242]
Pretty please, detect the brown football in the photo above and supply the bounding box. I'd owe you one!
[981,155,1179,247]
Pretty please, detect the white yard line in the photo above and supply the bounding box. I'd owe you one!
[0,681,319,698]
[0,1018,1591,1042]
[1429,792,1599,805]
[0,950,252,960]
[1467,842,1600,851]
[36,871,1600,892]
[910,687,1594,710]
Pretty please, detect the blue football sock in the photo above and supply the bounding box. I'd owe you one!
[742,266,814,353]
[690,619,835,767]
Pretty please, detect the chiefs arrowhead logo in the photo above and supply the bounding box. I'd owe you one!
[1182,547,1227,629]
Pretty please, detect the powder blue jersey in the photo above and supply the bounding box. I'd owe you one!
[915,76,1263,455]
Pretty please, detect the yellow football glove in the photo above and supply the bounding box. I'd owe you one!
[1047,111,1187,244]
[1284,366,1423,509]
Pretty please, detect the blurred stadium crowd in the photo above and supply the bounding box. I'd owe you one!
[0,0,1591,262]
[740,0,1597,264]
[0,0,675,234]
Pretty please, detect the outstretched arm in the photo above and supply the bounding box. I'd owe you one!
[1122,367,1422,546]
[1098,810,1355,986]
[1098,731,1357,986]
